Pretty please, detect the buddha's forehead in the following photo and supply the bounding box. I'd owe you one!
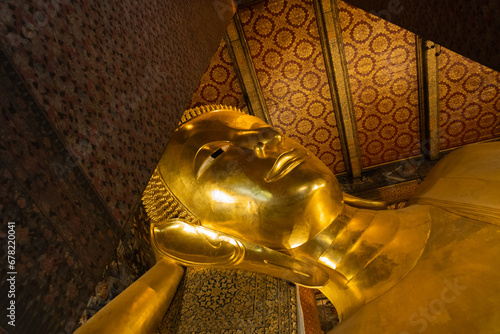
[172,111,270,149]
[180,111,268,133]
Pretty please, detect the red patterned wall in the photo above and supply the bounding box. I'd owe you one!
[438,48,500,150]
[338,0,420,167]
[188,40,246,110]
[239,0,346,174]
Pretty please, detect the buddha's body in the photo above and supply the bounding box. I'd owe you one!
[321,142,500,333]
[325,205,500,333]
[82,108,499,334]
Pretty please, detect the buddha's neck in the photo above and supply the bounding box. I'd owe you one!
[292,204,431,320]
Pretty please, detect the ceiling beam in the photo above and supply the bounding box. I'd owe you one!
[416,37,440,160]
[225,14,272,124]
[314,0,363,178]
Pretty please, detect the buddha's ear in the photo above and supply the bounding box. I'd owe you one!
[150,219,184,263]
[150,219,244,266]
[150,219,335,288]
[343,193,387,210]
[150,220,170,263]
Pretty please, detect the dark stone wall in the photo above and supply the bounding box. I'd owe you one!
[0,0,235,332]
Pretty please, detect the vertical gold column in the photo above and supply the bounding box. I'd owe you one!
[416,37,440,160]
[314,0,362,178]
[225,13,272,124]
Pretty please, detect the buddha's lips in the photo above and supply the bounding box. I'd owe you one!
[265,149,307,182]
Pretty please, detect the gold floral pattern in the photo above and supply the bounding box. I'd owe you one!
[338,0,421,167]
[438,47,500,149]
[239,0,346,174]
[188,41,247,110]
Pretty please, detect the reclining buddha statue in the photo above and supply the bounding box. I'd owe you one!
[76,105,500,334]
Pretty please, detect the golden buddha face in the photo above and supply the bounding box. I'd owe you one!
[158,110,343,250]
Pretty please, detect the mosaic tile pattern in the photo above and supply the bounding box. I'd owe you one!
[298,287,322,334]
[160,267,297,333]
[338,0,420,167]
[0,0,232,222]
[239,0,346,174]
[188,40,247,110]
[438,47,500,149]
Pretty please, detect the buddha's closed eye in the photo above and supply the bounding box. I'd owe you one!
[211,148,225,159]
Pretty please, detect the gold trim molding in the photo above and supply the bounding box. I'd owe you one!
[225,13,272,124]
[314,0,363,178]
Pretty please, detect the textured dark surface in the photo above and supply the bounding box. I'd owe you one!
[342,0,500,72]
[0,0,233,332]
[0,164,91,333]
[0,48,117,279]
[239,0,346,174]
[0,0,233,222]
[1,49,115,333]
[78,202,156,329]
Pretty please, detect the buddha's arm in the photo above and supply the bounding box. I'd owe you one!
[74,258,184,334]
[343,193,387,210]
[151,219,332,288]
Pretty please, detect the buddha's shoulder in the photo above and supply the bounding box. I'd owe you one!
[329,206,500,334]
[410,142,500,225]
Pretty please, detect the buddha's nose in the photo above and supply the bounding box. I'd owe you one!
[235,127,285,159]
[255,128,284,154]
[258,127,284,145]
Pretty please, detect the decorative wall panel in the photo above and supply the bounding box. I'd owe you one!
[338,0,420,167]
[239,0,346,174]
[438,47,500,150]
[0,46,115,333]
[159,268,297,333]
[0,51,117,277]
[188,40,247,110]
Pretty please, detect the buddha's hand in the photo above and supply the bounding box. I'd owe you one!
[151,219,329,288]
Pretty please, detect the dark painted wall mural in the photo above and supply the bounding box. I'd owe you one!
[0,0,233,332]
